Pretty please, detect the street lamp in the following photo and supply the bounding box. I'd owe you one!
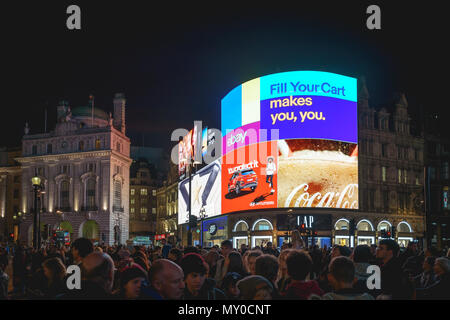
[32,176,41,249]
[199,207,206,248]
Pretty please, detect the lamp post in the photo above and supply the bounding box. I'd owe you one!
[32,176,41,250]
[199,207,206,248]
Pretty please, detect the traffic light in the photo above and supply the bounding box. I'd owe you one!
[188,215,198,229]
[299,223,306,233]
[391,226,396,238]
[52,232,57,241]
[9,233,14,241]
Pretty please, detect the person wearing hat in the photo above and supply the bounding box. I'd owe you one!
[221,272,243,300]
[237,275,274,300]
[115,262,148,299]
[266,156,276,193]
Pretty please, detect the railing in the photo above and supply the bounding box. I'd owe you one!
[81,206,99,212]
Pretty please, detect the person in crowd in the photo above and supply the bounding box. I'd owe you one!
[310,256,374,300]
[254,254,280,299]
[239,243,248,256]
[0,258,9,299]
[62,252,115,299]
[263,242,279,257]
[413,256,436,289]
[204,250,220,278]
[161,238,172,259]
[114,263,148,299]
[179,253,226,300]
[282,249,323,299]
[402,243,424,278]
[237,275,274,300]
[221,272,242,300]
[71,238,94,266]
[184,246,200,255]
[276,248,293,294]
[416,257,450,300]
[291,230,304,249]
[376,239,414,299]
[223,251,247,281]
[141,259,185,300]
[247,250,263,276]
[168,248,183,266]
[41,257,67,299]
[331,245,352,258]
[12,245,27,296]
[351,245,372,294]
[214,240,233,285]
[242,249,251,274]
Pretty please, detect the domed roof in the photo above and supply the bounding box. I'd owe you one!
[71,106,109,121]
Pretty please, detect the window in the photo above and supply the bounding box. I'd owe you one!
[140,188,148,196]
[442,162,449,180]
[383,191,389,210]
[88,163,95,172]
[416,174,420,185]
[13,189,19,199]
[131,189,135,195]
[61,165,69,175]
[378,221,391,231]
[140,207,148,214]
[116,142,121,152]
[79,141,84,151]
[60,180,70,209]
[382,144,387,157]
[37,167,44,176]
[398,169,402,183]
[152,208,156,214]
[95,139,101,150]
[141,198,148,205]
[253,219,273,231]
[86,178,96,208]
[130,198,135,205]
[152,189,156,196]
[444,188,448,209]
[113,180,122,209]
[403,148,408,160]
[32,145,37,155]
[335,219,349,230]
[130,207,135,214]
[403,169,407,184]
[357,221,373,231]
[398,147,402,160]
[382,166,387,182]
[47,144,52,154]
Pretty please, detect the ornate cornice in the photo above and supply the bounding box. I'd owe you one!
[15,150,112,164]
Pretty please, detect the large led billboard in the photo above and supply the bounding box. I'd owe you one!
[221,71,358,213]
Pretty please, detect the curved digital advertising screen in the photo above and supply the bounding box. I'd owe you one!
[221,71,358,214]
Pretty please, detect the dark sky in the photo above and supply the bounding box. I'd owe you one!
[2,1,449,151]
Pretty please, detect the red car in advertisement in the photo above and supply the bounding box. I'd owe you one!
[228,169,258,195]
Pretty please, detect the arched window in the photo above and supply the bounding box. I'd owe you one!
[113,180,122,210]
[60,180,70,209]
[86,178,96,209]
[335,219,349,230]
[377,220,392,231]
[233,220,249,232]
[398,221,412,233]
[95,139,101,150]
[79,141,84,151]
[252,219,273,231]
[357,219,374,231]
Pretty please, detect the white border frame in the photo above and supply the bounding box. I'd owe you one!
[377,220,392,231]
[334,218,350,230]
[233,236,248,249]
[356,219,374,231]
[233,220,249,232]
[397,221,413,233]
[357,236,376,245]
[251,235,273,248]
[252,219,273,231]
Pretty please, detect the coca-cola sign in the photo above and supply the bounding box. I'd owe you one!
[284,183,358,209]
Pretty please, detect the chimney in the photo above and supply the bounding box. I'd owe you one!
[113,93,126,134]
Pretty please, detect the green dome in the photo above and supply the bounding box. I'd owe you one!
[72,106,109,121]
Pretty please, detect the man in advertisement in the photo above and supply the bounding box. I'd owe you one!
[266,156,276,193]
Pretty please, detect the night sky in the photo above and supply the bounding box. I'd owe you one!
[2,1,449,151]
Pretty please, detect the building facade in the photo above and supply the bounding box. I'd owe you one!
[129,158,157,242]
[179,79,427,249]
[0,147,22,242]
[155,163,179,243]
[16,94,132,246]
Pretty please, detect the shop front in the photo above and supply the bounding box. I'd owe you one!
[201,216,228,248]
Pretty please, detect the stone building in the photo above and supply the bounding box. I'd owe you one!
[0,147,22,242]
[129,158,158,241]
[155,163,178,243]
[16,94,132,246]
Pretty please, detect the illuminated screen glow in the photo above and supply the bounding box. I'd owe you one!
[221,71,358,213]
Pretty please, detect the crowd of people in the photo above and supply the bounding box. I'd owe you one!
[0,231,449,300]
